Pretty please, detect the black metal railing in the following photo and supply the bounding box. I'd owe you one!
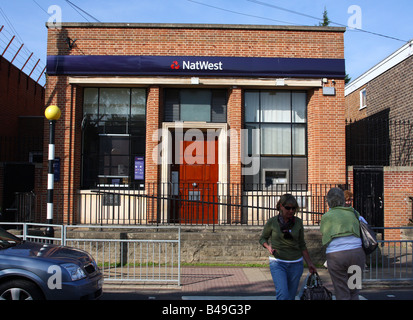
[10,183,345,226]
[346,118,413,166]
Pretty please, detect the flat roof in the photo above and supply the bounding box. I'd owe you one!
[46,22,346,32]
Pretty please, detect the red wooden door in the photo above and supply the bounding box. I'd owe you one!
[177,135,218,224]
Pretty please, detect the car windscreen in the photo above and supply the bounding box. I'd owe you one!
[0,227,22,249]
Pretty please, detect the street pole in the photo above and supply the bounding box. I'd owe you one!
[44,105,61,238]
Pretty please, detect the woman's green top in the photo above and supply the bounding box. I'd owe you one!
[259,216,307,261]
[320,206,361,246]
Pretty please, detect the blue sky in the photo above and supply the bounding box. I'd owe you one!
[1,0,412,86]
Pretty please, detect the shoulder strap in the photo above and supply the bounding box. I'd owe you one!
[353,208,360,222]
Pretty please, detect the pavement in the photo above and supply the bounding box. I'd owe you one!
[102,266,337,300]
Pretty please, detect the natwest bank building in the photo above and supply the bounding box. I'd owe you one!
[45,23,346,225]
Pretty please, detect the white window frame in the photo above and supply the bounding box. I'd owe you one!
[359,89,367,110]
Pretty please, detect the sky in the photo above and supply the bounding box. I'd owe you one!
[0,0,412,87]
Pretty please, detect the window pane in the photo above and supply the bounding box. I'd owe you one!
[83,88,99,121]
[292,124,306,155]
[261,124,291,155]
[99,88,130,121]
[131,88,146,120]
[180,89,211,122]
[244,124,260,156]
[245,91,260,122]
[261,91,290,123]
[211,90,227,122]
[292,92,306,123]
[99,135,130,177]
[292,157,307,185]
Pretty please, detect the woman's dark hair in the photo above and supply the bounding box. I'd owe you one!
[276,193,299,211]
[326,188,345,208]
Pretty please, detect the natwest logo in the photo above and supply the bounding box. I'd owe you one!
[170,59,223,71]
[170,61,180,69]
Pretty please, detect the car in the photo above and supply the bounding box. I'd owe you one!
[0,226,103,300]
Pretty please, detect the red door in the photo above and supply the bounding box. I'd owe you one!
[172,134,218,224]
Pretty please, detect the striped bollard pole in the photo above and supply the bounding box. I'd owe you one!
[44,105,61,238]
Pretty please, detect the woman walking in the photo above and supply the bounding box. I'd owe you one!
[259,193,317,300]
[320,187,366,300]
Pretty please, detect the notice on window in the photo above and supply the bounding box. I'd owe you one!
[134,156,144,180]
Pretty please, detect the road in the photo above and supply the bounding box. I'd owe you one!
[100,286,413,300]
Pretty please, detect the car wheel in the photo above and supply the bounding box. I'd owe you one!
[0,280,44,300]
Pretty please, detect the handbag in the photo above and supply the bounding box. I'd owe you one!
[353,209,378,255]
[300,272,332,300]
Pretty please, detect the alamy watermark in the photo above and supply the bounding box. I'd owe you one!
[48,5,62,29]
[152,125,260,176]
[347,265,363,290]
[347,5,362,30]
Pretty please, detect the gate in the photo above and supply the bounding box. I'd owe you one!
[353,166,384,228]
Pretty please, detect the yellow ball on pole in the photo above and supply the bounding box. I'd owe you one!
[45,105,61,121]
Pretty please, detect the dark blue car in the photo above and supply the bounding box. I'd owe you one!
[0,227,103,300]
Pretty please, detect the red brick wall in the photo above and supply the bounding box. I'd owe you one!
[307,79,346,184]
[383,167,413,239]
[0,57,45,137]
[345,85,367,120]
[345,55,413,121]
[347,166,413,240]
[47,25,344,59]
[0,56,45,211]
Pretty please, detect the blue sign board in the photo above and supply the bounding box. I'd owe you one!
[47,55,345,79]
[134,156,144,180]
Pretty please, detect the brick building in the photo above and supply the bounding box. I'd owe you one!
[0,55,45,220]
[345,40,413,237]
[44,23,346,225]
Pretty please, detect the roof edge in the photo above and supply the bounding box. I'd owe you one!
[46,22,346,32]
[345,40,413,96]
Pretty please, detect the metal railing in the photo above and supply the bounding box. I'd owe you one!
[0,223,181,285]
[71,183,343,226]
[365,240,413,282]
[346,118,413,166]
[364,227,413,282]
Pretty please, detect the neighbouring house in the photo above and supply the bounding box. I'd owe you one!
[345,40,413,239]
[0,55,45,222]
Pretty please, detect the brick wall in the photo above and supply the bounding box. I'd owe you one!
[345,84,367,120]
[0,56,45,211]
[347,166,413,240]
[0,56,45,136]
[307,79,346,184]
[47,24,344,59]
[345,55,413,121]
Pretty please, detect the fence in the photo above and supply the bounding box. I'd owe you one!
[10,183,344,226]
[0,223,181,285]
[2,223,412,283]
[364,227,413,282]
[346,118,413,166]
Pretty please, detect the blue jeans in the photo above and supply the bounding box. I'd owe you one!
[269,259,304,300]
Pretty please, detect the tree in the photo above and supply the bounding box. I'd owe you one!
[319,7,330,26]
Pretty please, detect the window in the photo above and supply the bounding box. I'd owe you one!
[360,89,367,109]
[81,88,146,188]
[164,89,227,122]
[244,90,307,189]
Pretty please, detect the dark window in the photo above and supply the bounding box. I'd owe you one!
[164,89,227,122]
[244,90,307,189]
[81,88,146,188]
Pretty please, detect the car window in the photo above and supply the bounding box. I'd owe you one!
[0,227,22,249]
